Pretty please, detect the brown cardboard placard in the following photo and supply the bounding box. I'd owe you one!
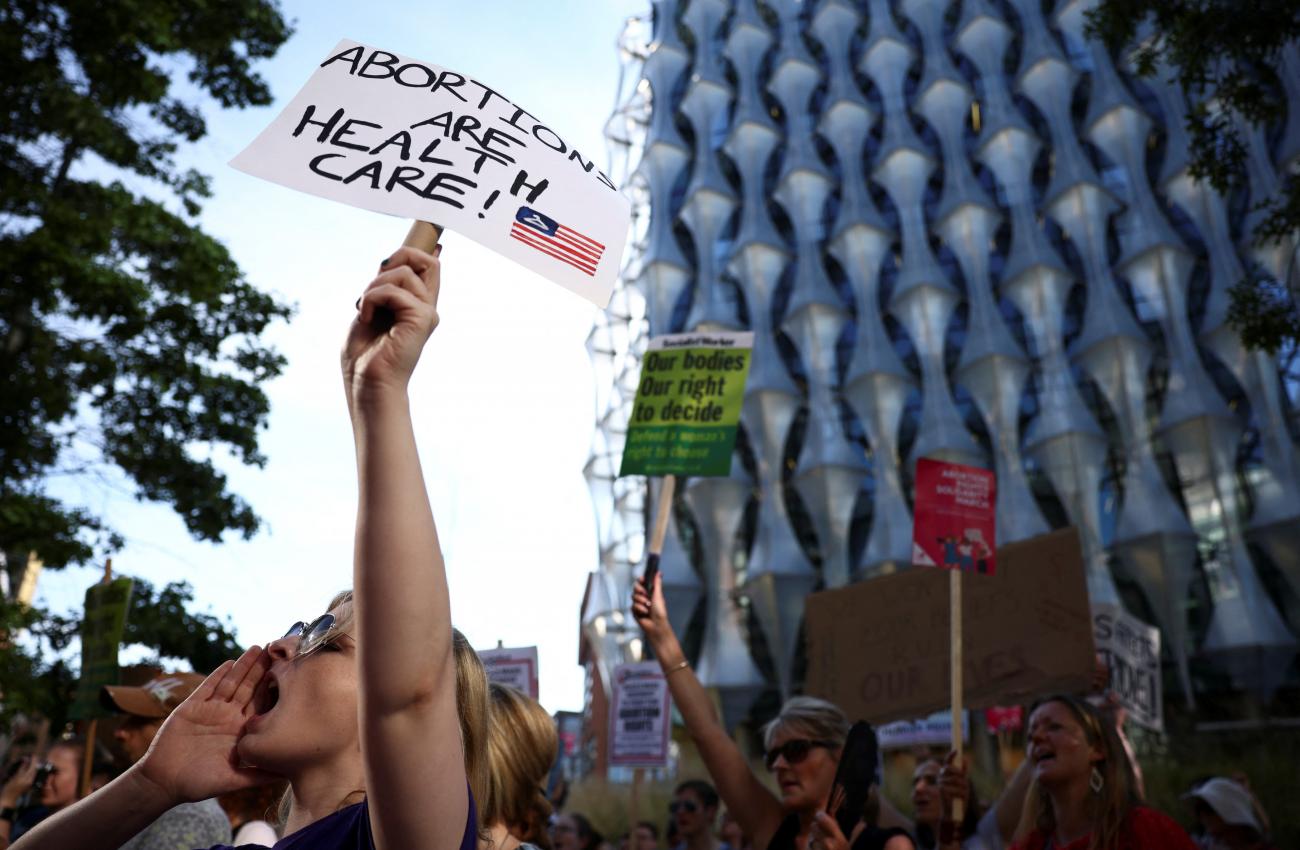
[805,528,1095,724]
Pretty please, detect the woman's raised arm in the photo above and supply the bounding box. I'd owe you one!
[632,574,784,850]
[343,244,467,850]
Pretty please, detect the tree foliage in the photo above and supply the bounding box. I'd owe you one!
[120,577,242,673]
[0,575,242,732]
[0,599,77,733]
[1086,0,1300,352]
[0,0,295,574]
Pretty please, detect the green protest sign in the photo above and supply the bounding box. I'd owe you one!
[70,577,135,720]
[619,332,753,477]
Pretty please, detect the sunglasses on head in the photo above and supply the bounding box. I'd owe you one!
[764,738,835,771]
[282,613,345,659]
[669,800,699,815]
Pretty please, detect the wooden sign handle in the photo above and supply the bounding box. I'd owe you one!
[368,222,443,332]
[80,559,115,797]
[642,474,676,591]
[403,220,443,252]
[950,567,964,825]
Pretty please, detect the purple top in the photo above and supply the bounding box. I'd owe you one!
[206,790,477,850]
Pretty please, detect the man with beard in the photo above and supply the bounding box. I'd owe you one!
[102,674,233,850]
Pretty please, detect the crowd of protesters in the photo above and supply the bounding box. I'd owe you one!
[0,248,1281,850]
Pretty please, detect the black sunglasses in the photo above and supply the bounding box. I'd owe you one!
[765,738,835,771]
[669,800,699,815]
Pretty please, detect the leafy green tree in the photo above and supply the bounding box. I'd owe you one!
[0,599,77,733]
[0,576,241,733]
[1086,1,1300,352]
[0,0,295,579]
[120,577,242,674]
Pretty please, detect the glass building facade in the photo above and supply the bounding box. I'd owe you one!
[584,0,1300,730]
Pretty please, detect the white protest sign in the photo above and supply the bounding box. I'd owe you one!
[609,661,671,768]
[231,39,630,307]
[877,711,970,750]
[479,645,539,700]
[1093,604,1163,732]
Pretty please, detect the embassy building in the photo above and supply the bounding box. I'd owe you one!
[582,0,1300,740]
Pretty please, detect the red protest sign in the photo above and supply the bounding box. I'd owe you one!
[911,458,996,575]
[984,705,1024,734]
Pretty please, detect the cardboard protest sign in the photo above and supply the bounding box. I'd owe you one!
[619,332,753,477]
[877,711,969,750]
[912,458,997,575]
[70,577,135,720]
[1093,604,1163,731]
[231,39,630,307]
[806,529,1095,725]
[479,645,540,700]
[609,661,672,768]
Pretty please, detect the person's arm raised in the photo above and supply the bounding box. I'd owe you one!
[0,757,39,848]
[343,245,467,850]
[991,756,1031,843]
[13,648,276,850]
[631,574,784,850]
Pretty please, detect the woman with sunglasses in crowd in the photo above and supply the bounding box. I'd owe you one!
[1007,695,1194,850]
[632,576,913,850]
[15,244,477,850]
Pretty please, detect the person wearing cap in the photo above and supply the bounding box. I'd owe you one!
[101,673,233,850]
[1184,778,1275,850]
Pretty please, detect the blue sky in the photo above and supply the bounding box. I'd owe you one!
[38,0,648,713]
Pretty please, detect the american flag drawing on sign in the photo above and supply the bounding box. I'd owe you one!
[510,207,605,276]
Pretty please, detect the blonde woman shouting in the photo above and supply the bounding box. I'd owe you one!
[16,244,478,850]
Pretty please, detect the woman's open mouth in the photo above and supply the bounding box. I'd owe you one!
[253,675,281,717]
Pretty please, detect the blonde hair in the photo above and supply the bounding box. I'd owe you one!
[482,683,558,848]
[761,696,850,752]
[278,592,491,831]
[1014,695,1138,850]
[453,627,491,819]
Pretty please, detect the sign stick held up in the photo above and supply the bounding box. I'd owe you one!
[623,331,754,597]
[79,558,113,798]
[950,567,963,825]
[404,220,442,253]
[642,474,677,592]
[909,456,997,828]
[364,220,442,332]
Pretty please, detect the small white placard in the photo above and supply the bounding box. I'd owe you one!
[877,711,969,750]
[609,661,671,768]
[479,646,539,701]
[1093,604,1164,732]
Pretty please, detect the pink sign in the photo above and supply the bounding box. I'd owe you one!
[984,705,1024,734]
[912,458,997,576]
